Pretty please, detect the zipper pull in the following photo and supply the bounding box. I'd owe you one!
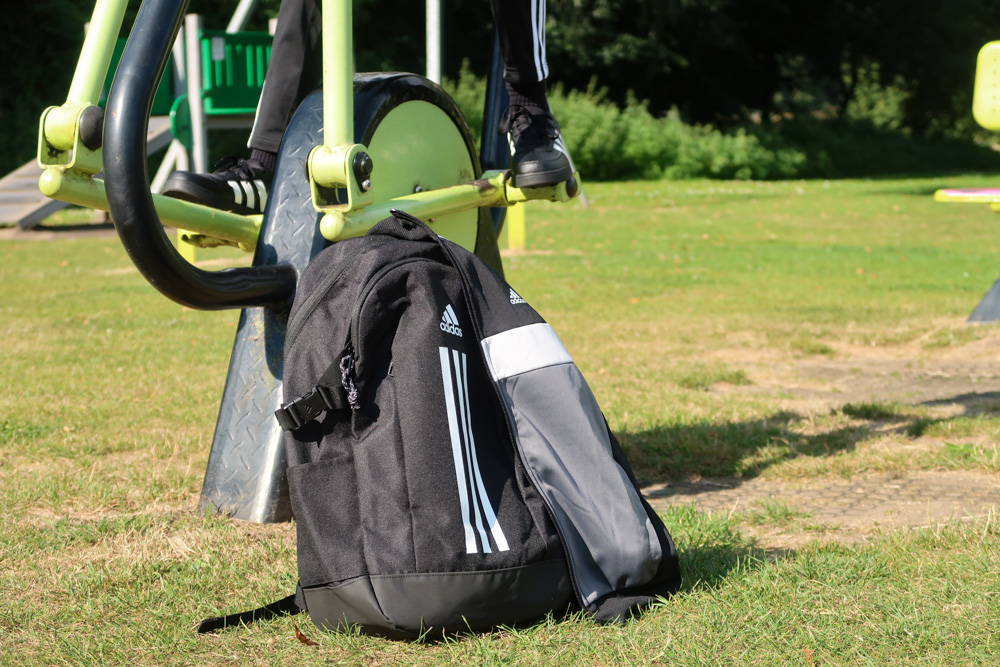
[340,352,360,410]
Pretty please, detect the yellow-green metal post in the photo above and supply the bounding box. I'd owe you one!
[323,0,353,147]
[41,0,127,156]
[504,202,526,250]
[68,0,129,105]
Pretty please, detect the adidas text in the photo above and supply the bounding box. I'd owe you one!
[441,304,463,337]
[440,321,463,337]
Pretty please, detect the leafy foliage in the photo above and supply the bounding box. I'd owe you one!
[4,0,1000,178]
[445,69,1000,180]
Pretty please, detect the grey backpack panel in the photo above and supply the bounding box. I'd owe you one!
[436,223,682,621]
[495,358,663,606]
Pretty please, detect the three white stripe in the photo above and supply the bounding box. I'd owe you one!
[227,179,268,212]
[439,346,510,554]
[530,0,548,82]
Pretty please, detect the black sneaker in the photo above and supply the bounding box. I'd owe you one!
[162,156,274,215]
[500,105,574,188]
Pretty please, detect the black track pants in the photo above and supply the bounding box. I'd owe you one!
[248,0,547,153]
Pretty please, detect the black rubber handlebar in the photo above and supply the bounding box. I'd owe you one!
[103,0,296,310]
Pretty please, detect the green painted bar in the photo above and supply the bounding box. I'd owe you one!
[38,169,260,249]
[67,0,129,105]
[323,0,353,147]
[321,171,509,240]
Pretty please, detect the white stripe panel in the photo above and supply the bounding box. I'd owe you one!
[228,181,244,206]
[481,323,573,381]
[458,348,510,552]
[254,179,268,210]
[244,181,257,211]
[439,347,478,554]
[539,0,548,80]
[247,80,267,148]
[530,0,544,81]
[454,350,492,553]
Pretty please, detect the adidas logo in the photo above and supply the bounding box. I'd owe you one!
[440,303,463,337]
[509,288,526,305]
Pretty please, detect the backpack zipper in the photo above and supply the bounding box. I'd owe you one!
[347,257,440,384]
[284,241,383,352]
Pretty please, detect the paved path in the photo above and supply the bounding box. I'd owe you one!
[643,471,1000,545]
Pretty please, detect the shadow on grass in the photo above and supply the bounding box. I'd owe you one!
[867,184,947,197]
[620,409,868,483]
[657,504,786,593]
[675,543,777,594]
[621,390,1000,492]
[921,391,1000,415]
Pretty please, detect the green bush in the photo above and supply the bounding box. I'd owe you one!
[551,82,812,181]
[442,66,1000,181]
[757,116,1000,178]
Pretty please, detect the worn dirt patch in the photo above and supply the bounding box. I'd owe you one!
[644,471,999,550]
[644,325,1000,547]
[707,324,1000,410]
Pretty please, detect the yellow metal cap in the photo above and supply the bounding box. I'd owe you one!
[973,42,1000,130]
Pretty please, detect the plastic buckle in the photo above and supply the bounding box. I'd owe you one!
[274,385,337,432]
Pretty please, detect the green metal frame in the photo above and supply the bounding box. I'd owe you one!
[38,0,259,251]
[38,0,579,254]
[309,0,578,244]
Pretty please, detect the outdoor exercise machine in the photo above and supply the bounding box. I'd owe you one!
[935,41,1000,322]
[37,0,580,522]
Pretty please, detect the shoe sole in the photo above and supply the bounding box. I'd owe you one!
[510,164,575,189]
[162,176,261,216]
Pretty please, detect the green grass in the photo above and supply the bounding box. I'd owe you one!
[3,176,1000,663]
[669,363,752,391]
[742,499,813,527]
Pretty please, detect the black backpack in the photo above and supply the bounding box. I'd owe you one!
[199,211,680,639]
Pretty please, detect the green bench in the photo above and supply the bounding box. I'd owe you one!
[100,16,273,176]
[172,20,273,168]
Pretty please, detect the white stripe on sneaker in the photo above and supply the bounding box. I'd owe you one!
[244,180,257,212]
[254,179,267,211]
[228,181,244,207]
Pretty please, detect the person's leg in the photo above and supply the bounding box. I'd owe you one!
[489,0,573,187]
[490,0,548,92]
[248,0,322,157]
[163,0,322,214]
